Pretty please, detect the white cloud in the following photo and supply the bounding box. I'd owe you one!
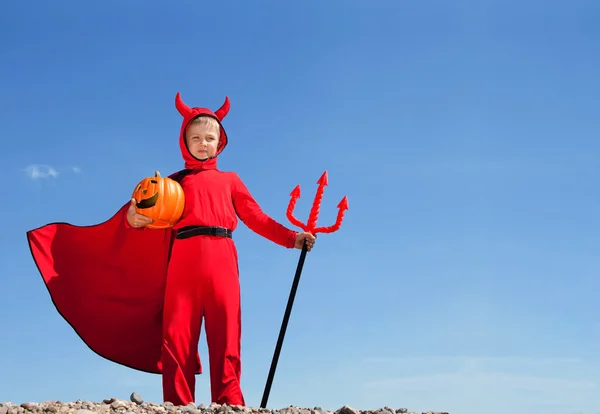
[22,164,83,179]
[24,164,59,179]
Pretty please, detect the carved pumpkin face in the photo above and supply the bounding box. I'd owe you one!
[132,171,185,229]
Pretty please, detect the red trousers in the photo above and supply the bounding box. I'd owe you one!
[161,234,245,406]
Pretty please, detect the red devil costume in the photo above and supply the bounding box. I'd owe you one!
[26,93,299,406]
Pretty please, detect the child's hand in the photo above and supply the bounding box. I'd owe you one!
[126,198,154,228]
[295,232,316,251]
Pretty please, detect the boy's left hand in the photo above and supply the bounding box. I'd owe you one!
[295,232,316,251]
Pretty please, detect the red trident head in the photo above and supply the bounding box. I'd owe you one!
[286,171,349,235]
[175,92,231,168]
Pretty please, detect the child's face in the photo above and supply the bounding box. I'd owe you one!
[186,122,220,160]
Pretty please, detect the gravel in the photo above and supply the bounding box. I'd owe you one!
[0,394,449,414]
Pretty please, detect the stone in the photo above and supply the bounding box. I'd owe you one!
[130,394,144,406]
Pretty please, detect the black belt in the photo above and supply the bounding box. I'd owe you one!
[175,225,233,239]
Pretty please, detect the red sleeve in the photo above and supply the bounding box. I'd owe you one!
[232,173,297,248]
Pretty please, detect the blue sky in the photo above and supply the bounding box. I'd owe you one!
[2,1,600,413]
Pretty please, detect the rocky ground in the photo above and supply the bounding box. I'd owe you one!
[0,394,448,414]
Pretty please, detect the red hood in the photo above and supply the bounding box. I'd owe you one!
[175,92,230,170]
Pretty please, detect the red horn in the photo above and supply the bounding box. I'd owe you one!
[214,96,230,120]
[175,92,192,117]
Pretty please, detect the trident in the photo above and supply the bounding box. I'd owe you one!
[260,171,348,408]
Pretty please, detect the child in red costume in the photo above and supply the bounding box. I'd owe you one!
[26,93,316,407]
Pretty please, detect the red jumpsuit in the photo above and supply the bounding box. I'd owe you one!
[158,167,296,406]
[26,94,297,407]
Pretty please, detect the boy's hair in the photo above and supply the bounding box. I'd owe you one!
[187,115,221,138]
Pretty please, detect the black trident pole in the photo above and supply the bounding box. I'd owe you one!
[260,242,308,408]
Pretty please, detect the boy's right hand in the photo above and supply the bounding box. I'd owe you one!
[126,198,154,228]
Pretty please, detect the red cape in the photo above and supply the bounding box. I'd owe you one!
[27,201,180,374]
[26,93,232,374]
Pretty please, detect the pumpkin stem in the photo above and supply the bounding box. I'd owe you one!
[155,171,161,178]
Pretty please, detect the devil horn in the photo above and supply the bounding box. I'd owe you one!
[175,92,192,117]
[214,96,230,120]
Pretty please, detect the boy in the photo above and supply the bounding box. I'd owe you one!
[26,93,315,407]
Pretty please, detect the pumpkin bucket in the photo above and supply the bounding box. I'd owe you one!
[131,171,185,229]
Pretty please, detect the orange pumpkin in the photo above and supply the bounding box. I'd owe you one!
[131,171,185,229]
